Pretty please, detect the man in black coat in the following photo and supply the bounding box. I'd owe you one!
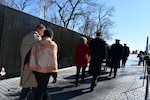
[109,39,123,78]
[122,44,130,67]
[89,31,106,91]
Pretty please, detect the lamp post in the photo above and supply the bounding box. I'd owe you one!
[145,36,149,100]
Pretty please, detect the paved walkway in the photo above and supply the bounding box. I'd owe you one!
[0,54,149,100]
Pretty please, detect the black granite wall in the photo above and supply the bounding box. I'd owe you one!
[0,4,81,78]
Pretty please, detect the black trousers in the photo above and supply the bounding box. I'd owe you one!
[50,72,57,82]
[91,74,98,89]
[138,60,144,66]
[109,67,118,77]
[33,71,51,100]
[75,66,86,84]
[122,57,127,66]
[90,62,102,89]
[19,87,30,100]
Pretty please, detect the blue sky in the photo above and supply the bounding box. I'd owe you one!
[100,0,150,52]
[24,0,150,52]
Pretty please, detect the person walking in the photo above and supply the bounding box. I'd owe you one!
[122,44,130,67]
[19,24,46,100]
[109,39,123,78]
[74,36,90,87]
[88,31,106,91]
[137,51,145,66]
[27,28,58,100]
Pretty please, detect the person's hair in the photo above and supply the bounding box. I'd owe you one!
[96,31,102,37]
[42,28,54,38]
[79,36,87,44]
[36,24,46,30]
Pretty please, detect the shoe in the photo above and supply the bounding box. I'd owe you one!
[90,87,94,92]
[52,79,57,83]
[75,83,80,87]
[113,76,116,78]
[81,80,86,83]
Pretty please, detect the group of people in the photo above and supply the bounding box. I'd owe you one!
[20,24,58,100]
[19,23,130,99]
[74,32,130,91]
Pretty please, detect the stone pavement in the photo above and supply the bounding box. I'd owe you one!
[0,54,149,100]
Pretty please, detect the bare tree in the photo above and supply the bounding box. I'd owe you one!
[44,0,114,40]
[0,0,5,5]
[79,3,115,40]
[0,0,15,7]
[1,0,115,40]
[0,0,33,11]
[14,0,33,11]
[96,4,115,40]
[79,11,96,37]
[49,12,59,24]
[54,0,81,28]
[52,0,97,28]
[39,0,54,20]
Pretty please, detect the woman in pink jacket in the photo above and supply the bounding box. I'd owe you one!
[27,28,58,100]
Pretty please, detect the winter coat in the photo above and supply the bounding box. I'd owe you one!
[27,38,58,73]
[110,43,123,68]
[20,31,41,88]
[89,37,106,75]
[123,45,130,59]
[75,44,90,67]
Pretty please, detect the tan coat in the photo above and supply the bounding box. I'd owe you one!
[27,38,58,73]
[20,31,41,88]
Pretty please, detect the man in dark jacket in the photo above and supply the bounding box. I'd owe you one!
[122,44,130,67]
[89,31,106,91]
[109,39,123,78]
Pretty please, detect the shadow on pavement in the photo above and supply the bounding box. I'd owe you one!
[64,70,110,80]
[66,70,111,84]
[47,84,75,93]
[4,70,111,99]
[50,87,91,100]
[97,76,112,82]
